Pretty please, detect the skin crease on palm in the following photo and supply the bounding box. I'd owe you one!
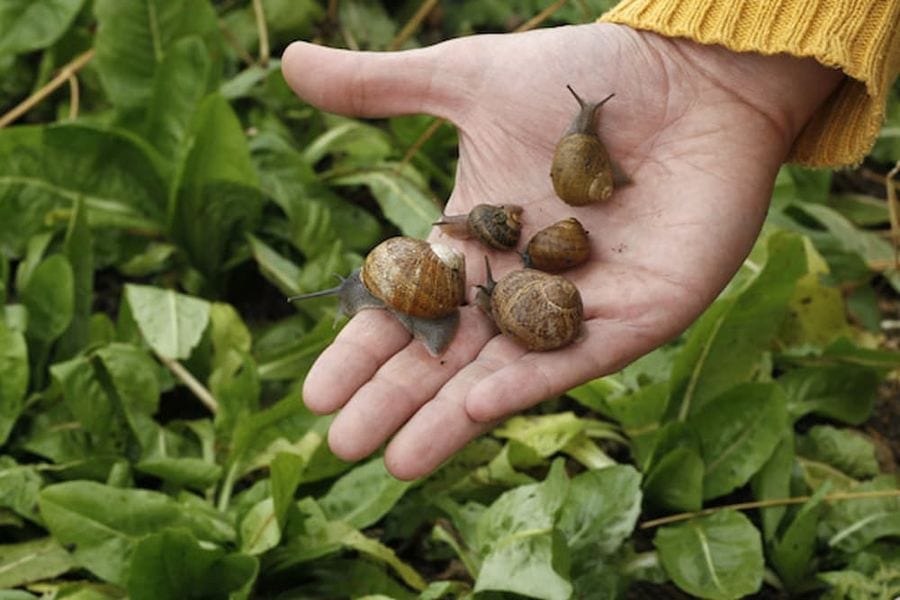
[281,23,844,480]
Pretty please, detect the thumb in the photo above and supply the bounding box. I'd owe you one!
[281,41,466,120]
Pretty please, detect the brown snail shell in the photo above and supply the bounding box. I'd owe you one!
[289,237,465,355]
[550,86,616,206]
[523,218,590,272]
[476,261,583,351]
[434,204,523,250]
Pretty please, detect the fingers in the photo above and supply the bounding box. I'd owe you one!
[280,40,469,119]
[302,310,410,414]
[326,308,496,461]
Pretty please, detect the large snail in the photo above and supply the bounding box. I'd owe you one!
[290,237,466,356]
[550,85,625,205]
[476,259,584,351]
[522,217,590,272]
[434,204,523,250]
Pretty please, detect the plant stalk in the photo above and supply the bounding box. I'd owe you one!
[155,351,220,414]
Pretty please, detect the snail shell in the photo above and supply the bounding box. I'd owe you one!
[362,237,465,319]
[289,237,465,355]
[550,86,616,206]
[477,265,583,351]
[435,204,523,250]
[523,218,590,272]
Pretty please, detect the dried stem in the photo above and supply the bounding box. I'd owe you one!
[67,74,80,120]
[252,0,270,66]
[155,350,219,415]
[639,489,900,529]
[219,20,255,65]
[388,0,440,51]
[398,0,568,168]
[0,49,95,129]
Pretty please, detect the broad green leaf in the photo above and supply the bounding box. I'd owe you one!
[778,365,878,425]
[797,425,879,479]
[126,529,257,600]
[247,233,301,296]
[135,456,222,490]
[337,0,396,49]
[256,317,340,381]
[94,343,161,423]
[823,475,900,552]
[0,0,85,55]
[770,484,829,591]
[690,383,789,500]
[57,196,92,359]
[778,271,850,348]
[0,124,166,256]
[558,465,641,562]
[818,541,900,599]
[142,35,211,166]
[750,433,794,543]
[320,458,412,529]
[494,412,585,458]
[601,381,668,469]
[240,497,280,555]
[332,163,442,239]
[39,481,212,585]
[0,458,41,523]
[49,355,118,441]
[209,302,252,371]
[669,231,806,419]
[643,445,704,513]
[304,118,393,166]
[93,0,219,108]
[271,452,305,530]
[655,510,764,600]
[0,537,75,589]
[124,284,211,359]
[21,253,74,342]
[0,319,27,444]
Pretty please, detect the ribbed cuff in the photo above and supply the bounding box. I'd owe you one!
[601,0,900,167]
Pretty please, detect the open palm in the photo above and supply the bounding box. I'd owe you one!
[282,23,841,479]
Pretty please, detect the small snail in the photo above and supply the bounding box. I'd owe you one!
[550,85,620,206]
[522,217,590,272]
[476,259,584,351]
[289,237,465,356]
[434,204,523,250]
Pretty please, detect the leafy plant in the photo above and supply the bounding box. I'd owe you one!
[0,1,898,599]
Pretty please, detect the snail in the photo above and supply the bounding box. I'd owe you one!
[434,204,523,250]
[289,237,466,356]
[550,85,626,205]
[522,217,590,272]
[476,258,584,351]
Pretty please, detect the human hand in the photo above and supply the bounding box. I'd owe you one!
[281,23,842,479]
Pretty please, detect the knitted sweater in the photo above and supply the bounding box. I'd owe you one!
[601,0,900,167]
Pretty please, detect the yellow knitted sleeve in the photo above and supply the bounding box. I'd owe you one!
[600,0,900,167]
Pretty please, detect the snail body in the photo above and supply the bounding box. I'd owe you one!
[523,218,590,272]
[290,237,465,355]
[477,261,583,351]
[435,204,523,250]
[550,86,616,206]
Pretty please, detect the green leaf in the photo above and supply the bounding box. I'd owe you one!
[0,319,27,445]
[332,163,442,239]
[57,196,92,359]
[779,365,878,425]
[643,445,704,513]
[0,124,167,256]
[93,0,219,108]
[823,475,900,552]
[690,383,789,500]
[126,529,257,600]
[124,284,211,359]
[240,497,280,555]
[770,484,829,591]
[473,461,571,600]
[270,452,304,530]
[818,542,900,599]
[668,231,806,419]
[21,253,74,342]
[38,481,212,585]
[558,465,642,562]
[320,457,412,529]
[655,510,764,600]
[797,425,879,479]
[135,456,222,490]
[493,412,585,459]
[0,458,42,523]
[0,0,85,56]
[94,343,161,425]
[49,355,118,441]
[750,433,794,543]
[0,537,75,589]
